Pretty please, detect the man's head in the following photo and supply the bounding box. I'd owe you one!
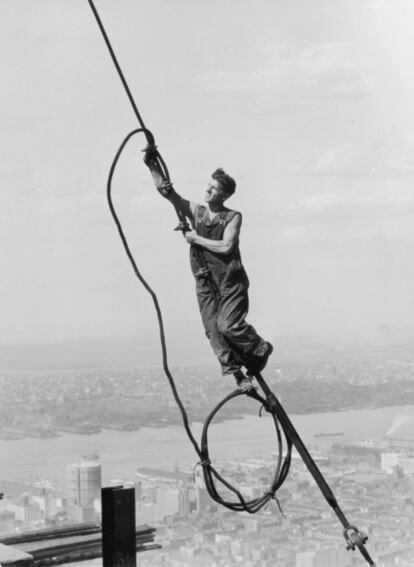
[205,168,236,206]
[212,168,236,197]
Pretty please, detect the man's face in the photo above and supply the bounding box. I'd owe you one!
[204,178,226,205]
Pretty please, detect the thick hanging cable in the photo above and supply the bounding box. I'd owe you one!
[201,388,292,513]
[87,1,147,130]
[106,128,199,458]
[87,0,171,182]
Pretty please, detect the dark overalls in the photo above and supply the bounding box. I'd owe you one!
[190,204,268,376]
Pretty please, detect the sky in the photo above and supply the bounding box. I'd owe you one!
[1,0,414,367]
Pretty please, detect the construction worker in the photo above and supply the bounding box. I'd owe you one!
[144,150,273,391]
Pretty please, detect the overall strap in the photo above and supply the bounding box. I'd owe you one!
[193,205,206,230]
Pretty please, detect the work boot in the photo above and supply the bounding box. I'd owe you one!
[248,342,274,375]
[233,370,255,393]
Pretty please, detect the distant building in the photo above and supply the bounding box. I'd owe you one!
[296,546,351,567]
[296,550,314,567]
[332,442,382,463]
[386,436,414,453]
[157,487,181,518]
[7,495,42,523]
[65,455,101,523]
[195,487,210,514]
[136,500,159,524]
[399,457,414,475]
[381,452,414,475]
[32,492,58,519]
[381,452,401,474]
[136,485,190,525]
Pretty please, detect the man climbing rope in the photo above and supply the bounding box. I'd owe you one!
[144,149,273,391]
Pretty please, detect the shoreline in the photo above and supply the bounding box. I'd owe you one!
[1,400,413,443]
[1,403,413,487]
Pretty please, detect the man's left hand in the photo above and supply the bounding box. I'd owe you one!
[184,230,198,244]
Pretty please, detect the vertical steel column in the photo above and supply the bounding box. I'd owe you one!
[102,486,136,567]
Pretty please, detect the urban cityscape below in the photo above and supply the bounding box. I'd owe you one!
[1,348,413,566]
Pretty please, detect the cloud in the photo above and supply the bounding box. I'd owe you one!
[314,135,414,177]
[197,41,371,101]
[315,145,355,174]
[296,190,414,218]
[270,183,414,245]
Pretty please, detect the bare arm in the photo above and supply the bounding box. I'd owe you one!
[145,158,197,217]
[185,213,242,255]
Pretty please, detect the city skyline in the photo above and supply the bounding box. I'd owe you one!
[2,427,413,565]
[1,358,413,564]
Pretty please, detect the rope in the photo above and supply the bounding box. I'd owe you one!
[200,388,292,513]
[106,128,200,459]
[87,0,170,181]
[87,0,147,132]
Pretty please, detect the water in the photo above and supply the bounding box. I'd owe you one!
[1,405,413,487]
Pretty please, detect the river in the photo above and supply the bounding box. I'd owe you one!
[1,405,413,487]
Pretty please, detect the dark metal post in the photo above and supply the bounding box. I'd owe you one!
[102,486,136,567]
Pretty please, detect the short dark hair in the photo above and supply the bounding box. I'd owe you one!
[212,168,236,197]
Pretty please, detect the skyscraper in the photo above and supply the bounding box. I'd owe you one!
[66,455,102,523]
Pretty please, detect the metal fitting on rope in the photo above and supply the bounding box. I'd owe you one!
[142,143,158,166]
[263,396,278,414]
[344,526,368,550]
[174,220,191,233]
[192,458,212,483]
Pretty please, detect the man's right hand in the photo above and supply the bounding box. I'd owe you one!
[143,144,158,167]
[142,145,175,200]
